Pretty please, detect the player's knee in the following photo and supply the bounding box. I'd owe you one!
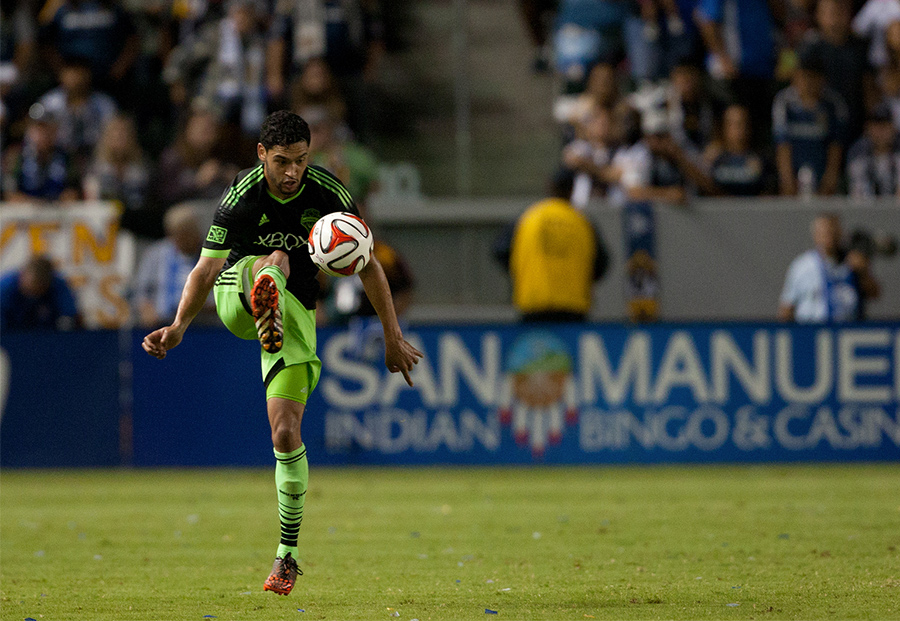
[269,250,290,279]
[271,420,301,452]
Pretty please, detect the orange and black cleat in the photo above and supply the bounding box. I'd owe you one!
[251,274,283,354]
[263,552,301,595]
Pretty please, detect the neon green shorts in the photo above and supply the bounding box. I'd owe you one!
[213,255,321,403]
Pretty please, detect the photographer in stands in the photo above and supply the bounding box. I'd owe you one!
[778,213,881,323]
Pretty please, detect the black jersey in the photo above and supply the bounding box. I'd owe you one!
[201,163,360,309]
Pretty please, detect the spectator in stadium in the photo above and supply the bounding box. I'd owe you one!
[163,0,269,137]
[704,104,773,196]
[695,0,777,146]
[518,0,559,72]
[37,0,140,102]
[623,0,698,83]
[125,0,183,156]
[777,0,816,82]
[880,61,900,127]
[801,0,876,142]
[772,49,848,196]
[630,57,715,152]
[37,56,118,172]
[847,103,900,197]
[83,114,155,236]
[498,172,609,322]
[154,108,240,206]
[0,255,80,332]
[885,19,900,68]
[267,0,386,140]
[852,0,900,68]
[0,0,38,135]
[554,61,620,140]
[553,0,633,92]
[561,103,618,206]
[778,213,880,323]
[288,57,348,129]
[1,103,80,203]
[304,106,380,209]
[132,204,216,327]
[607,105,716,205]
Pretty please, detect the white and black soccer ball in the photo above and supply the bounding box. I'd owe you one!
[308,212,374,277]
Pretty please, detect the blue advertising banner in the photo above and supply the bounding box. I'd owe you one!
[0,331,121,467]
[309,323,900,465]
[3,323,898,467]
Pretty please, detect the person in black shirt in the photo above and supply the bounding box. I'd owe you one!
[142,110,422,596]
[706,104,773,196]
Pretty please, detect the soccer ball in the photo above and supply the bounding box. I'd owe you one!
[308,212,374,277]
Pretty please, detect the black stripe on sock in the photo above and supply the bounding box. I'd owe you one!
[276,452,307,465]
[275,448,307,461]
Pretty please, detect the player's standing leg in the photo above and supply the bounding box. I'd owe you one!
[263,396,307,594]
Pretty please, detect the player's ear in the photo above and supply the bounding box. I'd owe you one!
[257,143,266,162]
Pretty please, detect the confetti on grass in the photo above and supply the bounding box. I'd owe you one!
[727,603,740,607]
[485,609,498,614]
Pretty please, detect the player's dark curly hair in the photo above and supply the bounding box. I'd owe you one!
[259,110,311,150]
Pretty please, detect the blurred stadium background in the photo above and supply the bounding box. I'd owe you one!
[0,0,899,618]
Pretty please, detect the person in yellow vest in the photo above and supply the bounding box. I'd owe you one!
[496,173,609,322]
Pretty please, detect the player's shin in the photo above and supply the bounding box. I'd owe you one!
[274,444,308,560]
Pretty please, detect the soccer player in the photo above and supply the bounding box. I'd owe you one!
[142,110,423,595]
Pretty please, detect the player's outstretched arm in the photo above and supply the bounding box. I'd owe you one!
[359,257,423,386]
[142,255,226,359]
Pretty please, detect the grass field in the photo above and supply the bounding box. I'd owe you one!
[2,465,899,621]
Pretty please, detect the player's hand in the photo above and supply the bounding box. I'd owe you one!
[385,337,424,387]
[142,325,185,360]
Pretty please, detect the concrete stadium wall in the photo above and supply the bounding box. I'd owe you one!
[367,196,900,323]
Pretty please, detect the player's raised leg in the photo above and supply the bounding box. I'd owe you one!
[251,251,291,354]
[264,373,309,595]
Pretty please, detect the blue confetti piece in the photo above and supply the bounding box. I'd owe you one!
[778,533,790,539]
[203,616,218,618]
[26,618,37,621]
[456,580,461,583]
[485,609,498,614]
[298,609,305,612]
[727,603,740,607]
[732,585,742,589]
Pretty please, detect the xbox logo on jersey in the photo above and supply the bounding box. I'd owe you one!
[257,231,307,251]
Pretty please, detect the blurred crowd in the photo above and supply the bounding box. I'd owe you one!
[1,0,400,329]
[0,0,388,236]
[535,0,900,202]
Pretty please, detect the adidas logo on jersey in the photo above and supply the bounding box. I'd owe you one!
[259,214,270,226]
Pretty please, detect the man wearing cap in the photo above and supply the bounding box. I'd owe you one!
[847,103,900,197]
[1,103,80,203]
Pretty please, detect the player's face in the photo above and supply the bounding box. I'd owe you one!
[258,141,309,199]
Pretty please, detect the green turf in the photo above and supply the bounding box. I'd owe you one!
[1,465,899,620]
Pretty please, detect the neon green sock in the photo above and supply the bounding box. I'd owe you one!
[257,265,286,292]
[274,444,308,560]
